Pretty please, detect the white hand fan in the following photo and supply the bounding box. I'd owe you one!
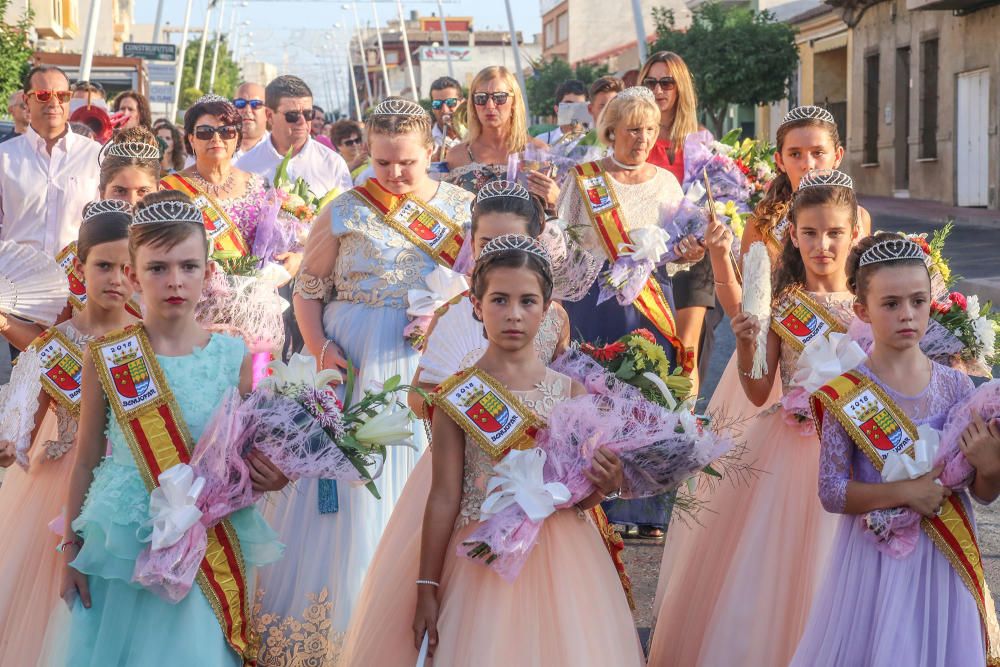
[0,240,70,325]
[0,348,43,470]
[418,297,487,384]
[741,241,772,379]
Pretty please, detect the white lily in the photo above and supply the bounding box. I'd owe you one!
[480,448,571,522]
[676,398,699,435]
[406,266,469,318]
[618,227,671,265]
[261,352,341,393]
[642,371,678,410]
[145,464,205,551]
[882,425,940,482]
[354,407,415,448]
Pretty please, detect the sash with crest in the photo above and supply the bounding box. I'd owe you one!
[353,178,463,269]
[31,327,85,416]
[55,242,142,318]
[811,370,995,657]
[89,324,258,664]
[432,367,541,459]
[571,161,692,373]
[160,174,250,259]
[770,287,846,352]
[766,216,791,253]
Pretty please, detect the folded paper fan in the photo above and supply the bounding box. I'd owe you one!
[0,241,70,325]
[418,297,487,384]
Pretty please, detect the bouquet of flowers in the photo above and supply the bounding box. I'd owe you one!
[579,328,693,408]
[273,147,341,224]
[927,291,1000,377]
[506,144,577,192]
[895,223,954,299]
[132,353,418,601]
[712,128,776,211]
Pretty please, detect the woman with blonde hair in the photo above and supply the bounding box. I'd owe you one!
[446,66,543,193]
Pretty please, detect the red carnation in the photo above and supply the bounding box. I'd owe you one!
[593,341,627,362]
[931,301,950,315]
[631,329,657,344]
[735,158,750,176]
[949,292,968,310]
[912,237,931,255]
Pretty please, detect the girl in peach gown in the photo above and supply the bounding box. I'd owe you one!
[0,203,138,664]
[647,169,864,665]
[343,235,641,666]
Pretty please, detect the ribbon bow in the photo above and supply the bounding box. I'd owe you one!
[144,464,206,551]
[406,265,470,318]
[792,332,867,395]
[882,424,940,483]
[617,227,671,265]
[480,449,571,522]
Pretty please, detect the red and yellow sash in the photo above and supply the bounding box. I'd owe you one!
[353,178,463,268]
[770,287,846,352]
[55,242,142,318]
[160,174,250,260]
[812,370,994,658]
[31,327,84,416]
[432,367,541,459]
[572,162,692,373]
[90,324,258,664]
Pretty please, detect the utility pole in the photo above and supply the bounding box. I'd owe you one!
[171,0,195,120]
[208,0,227,93]
[395,0,419,101]
[79,0,102,82]
[436,0,453,78]
[502,0,530,119]
[370,0,392,97]
[194,0,215,91]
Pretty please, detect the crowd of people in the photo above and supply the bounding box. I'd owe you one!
[0,52,999,667]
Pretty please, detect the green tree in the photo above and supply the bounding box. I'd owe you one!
[651,3,799,136]
[0,0,34,111]
[526,57,610,120]
[178,37,240,110]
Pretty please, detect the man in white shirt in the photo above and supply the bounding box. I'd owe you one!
[428,76,465,162]
[236,75,351,196]
[233,81,269,160]
[0,66,101,255]
[537,79,588,146]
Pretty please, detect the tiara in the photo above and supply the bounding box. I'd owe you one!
[779,105,835,128]
[480,233,550,266]
[98,140,161,166]
[83,199,133,222]
[858,237,927,267]
[475,180,530,205]
[616,86,656,103]
[193,93,232,107]
[132,201,205,227]
[797,169,854,192]
[372,98,427,117]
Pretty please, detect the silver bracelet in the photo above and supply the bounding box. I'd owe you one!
[319,339,332,368]
[415,579,440,588]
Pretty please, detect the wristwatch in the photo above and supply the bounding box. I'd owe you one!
[603,488,622,501]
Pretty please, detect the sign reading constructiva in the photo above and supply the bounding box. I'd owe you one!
[420,46,471,61]
[123,42,178,62]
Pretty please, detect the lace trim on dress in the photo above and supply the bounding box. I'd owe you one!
[254,586,342,667]
[293,271,335,302]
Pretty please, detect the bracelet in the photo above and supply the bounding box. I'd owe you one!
[57,539,83,553]
[319,339,332,368]
[415,579,440,588]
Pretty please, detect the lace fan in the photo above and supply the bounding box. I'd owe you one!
[418,298,487,384]
[0,241,70,325]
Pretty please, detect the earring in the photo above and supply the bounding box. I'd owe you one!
[609,131,615,141]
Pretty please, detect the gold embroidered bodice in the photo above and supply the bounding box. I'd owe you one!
[777,291,856,393]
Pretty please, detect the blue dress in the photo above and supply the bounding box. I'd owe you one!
[56,334,282,666]
[255,181,474,665]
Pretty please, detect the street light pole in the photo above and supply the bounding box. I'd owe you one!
[194,0,215,91]
[79,0,102,82]
[395,0,419,101]
[152,0,166,43]
[346,3,373,108]
[208,0,227,93]
[171,0,195,121]
[435,0,453,78]
[345,41,363,120]
[370,0,392,97]
[630,0,649,65]
[502,0,530,120]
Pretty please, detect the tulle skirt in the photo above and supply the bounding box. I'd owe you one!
[255,301,427,665]
[647,357,834,667]
[342,506,644,667]
[791,494,986,666]
[0,412,67,666]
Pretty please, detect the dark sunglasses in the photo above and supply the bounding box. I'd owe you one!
[28,89,72,104]
[193,124,239,141]
[431,98,459,110]
[642,77,677,91]
[340,137,363,147]
[472,92,510,107]
[233,98,264,110]
[282,109,316,123]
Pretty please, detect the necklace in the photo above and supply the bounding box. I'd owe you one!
[192,170,235,197]
[608,155,641,171]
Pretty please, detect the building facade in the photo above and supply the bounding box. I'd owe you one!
[4,0,134,57]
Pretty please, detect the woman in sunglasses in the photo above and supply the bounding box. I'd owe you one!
[445,66,545,194]
[330,119,369,183]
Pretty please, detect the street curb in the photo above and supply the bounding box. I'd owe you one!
[860,196,1000,231]
[955,277,1000,308]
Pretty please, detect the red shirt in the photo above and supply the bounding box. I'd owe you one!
[647,138,685,184]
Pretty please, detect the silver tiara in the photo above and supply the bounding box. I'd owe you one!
[475,180,530,205]
[98,140,161,166]
[797,169,854,192]
[779,105,835,128]
[132,201,205,227]
[194,93,232,107]
[480,233,550,267]
[83,199,133,223]
[616,86,656,104]
[372,98,427,117]
[858,237,927,268]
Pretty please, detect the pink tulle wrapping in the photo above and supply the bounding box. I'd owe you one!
[459,350,734,580]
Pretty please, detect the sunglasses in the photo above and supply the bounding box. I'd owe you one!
[193,124,239,141]
[340,137,363,147]
[431,98,459,110]
[28,89,72,104]
[642,77,677,91]
[233,98,264,110]
[282,109,316,123]
[472,92,511,107]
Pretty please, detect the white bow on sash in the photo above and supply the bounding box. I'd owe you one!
[617,227,671,265]
[406,265,470,318]
[145,464,206,551]
[882,424,940,482]
[792,332,867,395]
[480,449,571,522]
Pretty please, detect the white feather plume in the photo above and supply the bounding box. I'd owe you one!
[0,241,70,325]
[741,242,772,379]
